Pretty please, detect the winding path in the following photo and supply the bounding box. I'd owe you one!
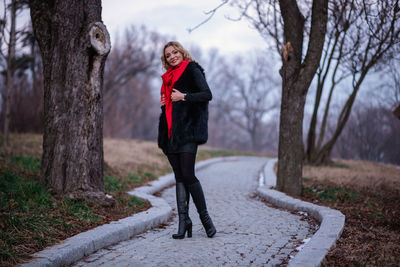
[73,157,314,266]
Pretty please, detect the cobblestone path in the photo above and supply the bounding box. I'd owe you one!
[74,157,314,266]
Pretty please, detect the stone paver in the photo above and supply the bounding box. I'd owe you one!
[73,157,315,266]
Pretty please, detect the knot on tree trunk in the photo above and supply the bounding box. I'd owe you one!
[88,22,111,56]
[86,21,110,99]
[282,42,293,62]
[279,42,295,78]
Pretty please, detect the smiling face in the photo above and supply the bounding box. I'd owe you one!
[164,45,184,67]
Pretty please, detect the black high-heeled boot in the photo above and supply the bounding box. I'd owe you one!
[188,181,216,238]
[172,182,192,239]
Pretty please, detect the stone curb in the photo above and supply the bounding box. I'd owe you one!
[21,156,239,267]
[257,158,345,267]
[21,156,342,267]
[21,179,174,267]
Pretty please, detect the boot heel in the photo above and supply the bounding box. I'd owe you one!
[188,182,217,238]
[172,183,192,240]
[187,224,192,238]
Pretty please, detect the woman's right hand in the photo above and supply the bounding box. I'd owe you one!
[160,94,165,106]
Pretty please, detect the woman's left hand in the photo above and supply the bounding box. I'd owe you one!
[171,88,185,102]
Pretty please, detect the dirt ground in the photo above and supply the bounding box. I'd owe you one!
[302,159,400,266]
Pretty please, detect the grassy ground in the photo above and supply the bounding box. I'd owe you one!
[0,149,150,266]
[0,133,256,266]
[3,133,399,266]
[301,160,400,266]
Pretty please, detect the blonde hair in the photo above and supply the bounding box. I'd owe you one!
[161,41,194,70]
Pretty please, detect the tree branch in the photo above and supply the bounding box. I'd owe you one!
[187,0,230,33]
[299,0,329,92]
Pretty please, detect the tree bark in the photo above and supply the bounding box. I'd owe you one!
[276,0,328,196]
[393,104,400,119]
[29,0,111,201]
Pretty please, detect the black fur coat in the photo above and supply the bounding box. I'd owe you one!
[158,61,212,154]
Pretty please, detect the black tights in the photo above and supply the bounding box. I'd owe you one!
[167,152,199,186]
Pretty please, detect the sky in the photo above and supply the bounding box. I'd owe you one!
[101,0,266,56]
[0,1,267,57]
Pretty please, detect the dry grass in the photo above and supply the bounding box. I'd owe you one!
[303,159,400,192]
[8,133,399,265]
[6,134,171,177]
[3,133,43,157]
[103,138,170,177]
[301,159,400,266]
[8,134,257,179]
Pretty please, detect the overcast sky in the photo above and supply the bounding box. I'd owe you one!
[101,0,266,56]
[0,1,266,56]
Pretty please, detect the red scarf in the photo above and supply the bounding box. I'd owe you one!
[161,59,189,139]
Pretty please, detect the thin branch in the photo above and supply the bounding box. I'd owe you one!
[272,0,283,53]
[187,0,230,33]
[226,0,252,21]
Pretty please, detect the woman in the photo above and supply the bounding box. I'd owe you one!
[158,41,216,239]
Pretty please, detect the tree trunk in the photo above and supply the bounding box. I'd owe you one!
[314,71,368,164]
[29,0,111,202]
[276,0,328,196]
[306,28,343,162]
[393,104,400,119]
[277,82,307,195]
[3,0,17,148]
[306,76,323,162]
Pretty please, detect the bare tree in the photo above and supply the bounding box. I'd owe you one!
[306,0,400,164]
[104,76,158,139]
[2,0,16,147]
[384,57,400,119]
[194,0,328,195]
[231,0,328,195]
[0,0,28,147]
[335,104,400,165]
[103,25,165,139]
[209,52,280,152]
[0,6,44,135]
[29,0,112,202]
[3,25,44,133]
[104,25,164,95]
[227,0,399,195]
[274,0,328,196]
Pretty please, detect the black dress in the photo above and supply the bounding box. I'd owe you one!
[167,140,198,154]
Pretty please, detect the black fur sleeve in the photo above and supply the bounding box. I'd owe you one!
[185,63,212,102]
